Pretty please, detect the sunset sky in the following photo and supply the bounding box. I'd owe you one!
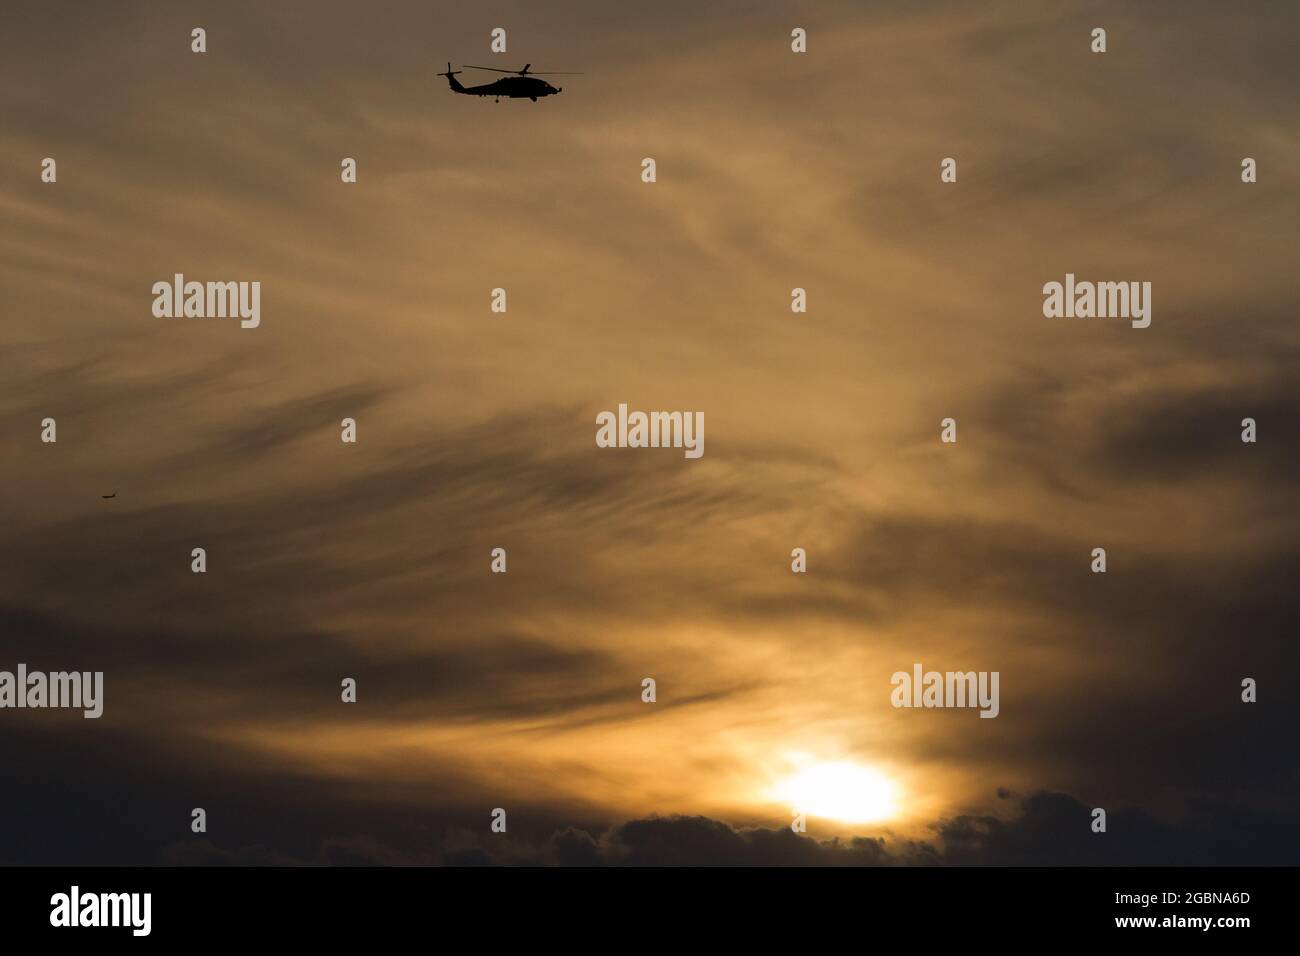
[2,0,1297,865]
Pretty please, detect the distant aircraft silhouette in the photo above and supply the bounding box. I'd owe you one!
[440,63,581,102]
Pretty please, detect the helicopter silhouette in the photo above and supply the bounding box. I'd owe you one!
[439,63,582,102]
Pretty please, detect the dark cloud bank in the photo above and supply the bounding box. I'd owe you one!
[156,790,1300,867]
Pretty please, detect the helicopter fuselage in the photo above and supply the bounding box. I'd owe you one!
[458,76,561,99]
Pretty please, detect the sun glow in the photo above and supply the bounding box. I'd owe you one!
[774,760,900,824]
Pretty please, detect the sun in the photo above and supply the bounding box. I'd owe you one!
[774,760,900,824]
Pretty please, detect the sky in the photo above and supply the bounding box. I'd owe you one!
[1,0,1297,865]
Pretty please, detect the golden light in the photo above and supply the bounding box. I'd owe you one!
[774,760,900,824]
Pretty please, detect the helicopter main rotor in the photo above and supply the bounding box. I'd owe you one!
[462,63,584,77]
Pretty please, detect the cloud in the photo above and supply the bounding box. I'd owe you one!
[148,790,1300,867]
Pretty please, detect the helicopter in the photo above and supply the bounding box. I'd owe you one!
[439,63,582,102]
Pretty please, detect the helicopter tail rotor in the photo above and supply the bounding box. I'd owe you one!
[439,62,466,93]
